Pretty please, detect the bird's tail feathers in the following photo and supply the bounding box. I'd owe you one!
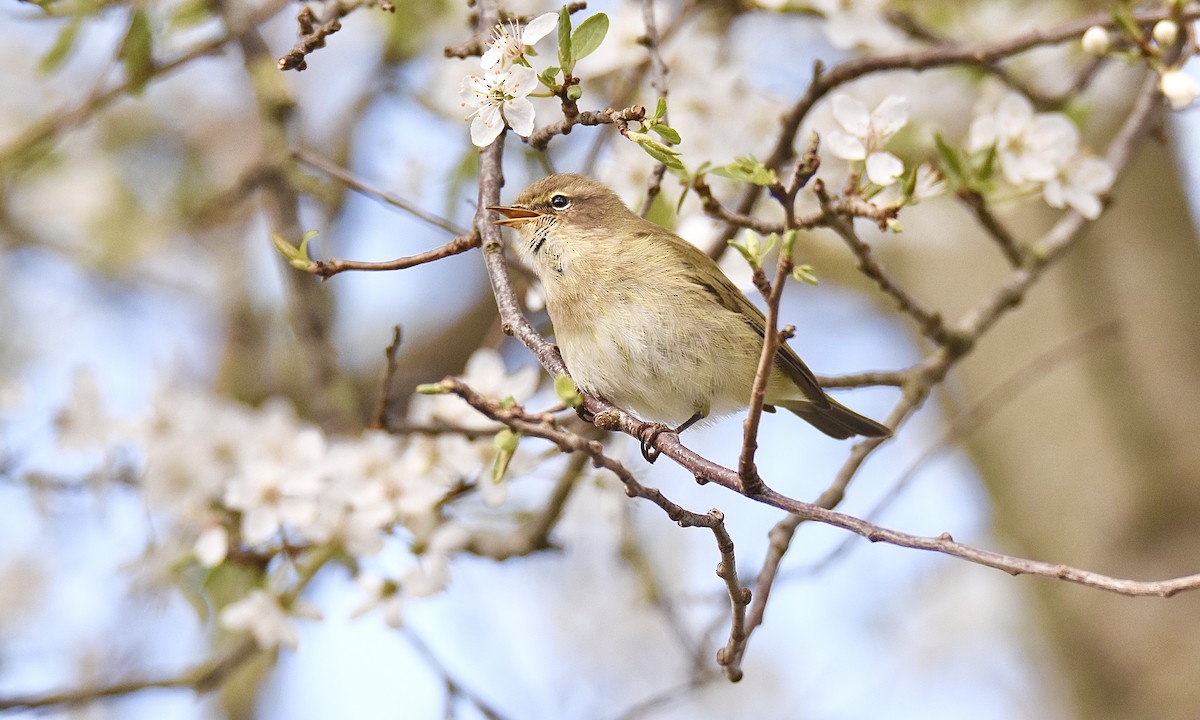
[776,397,891,439]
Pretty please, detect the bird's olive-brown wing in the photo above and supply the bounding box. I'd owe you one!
[656,229,831,408]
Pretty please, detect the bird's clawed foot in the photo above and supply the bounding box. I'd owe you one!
[638,423,670,463]
[638,412,703,463]
[575,404,596,425]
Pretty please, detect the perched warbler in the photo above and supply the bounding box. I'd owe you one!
[489,173,890,440]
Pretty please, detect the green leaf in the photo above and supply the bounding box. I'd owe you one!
[901,163,919,199]
[709,155,777,186]
[557,6,572,73]
[538,65,561,89]
[653,97,667,121]
[298,229,317,260]
[39,18,81,75]
[674,185,691,215]
[650,124,681,145]
[932,132,965,189]
[493,427,520,453]
[638,140,685,170]
[415,382,447,395]
[780,229,797,257]
[566,84,583,102]
[491,428,519,484]
[570,12,609,63]
[793,264,819,286]
[554,375,583,408]
[728,231,763,271]
[976,143,997,183]
[119,9,154,95]
[271,232,314,271]
[630,133,680,154]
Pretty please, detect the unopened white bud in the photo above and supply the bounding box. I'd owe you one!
[1081,25,1110,56]
[1153,20,1179,47]
[1160,69,1200,110]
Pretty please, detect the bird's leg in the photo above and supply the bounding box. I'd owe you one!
[575,404,596,424]
[673,411,704,434]
[638,411,703,463]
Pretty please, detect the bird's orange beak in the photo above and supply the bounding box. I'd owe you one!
[488,205,542,228]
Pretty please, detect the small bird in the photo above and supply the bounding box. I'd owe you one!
[489,173,890,442]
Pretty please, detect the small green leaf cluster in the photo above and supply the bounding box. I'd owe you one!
[933,133,995,195]
[538,7,609,101]
[708,155,778,187]
[628,98,685,170]
[272,230,319,271]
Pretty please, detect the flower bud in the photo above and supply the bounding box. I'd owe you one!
[1153,20,1178,47]
[1081,25,1110,55]
[1159,69,1200,110]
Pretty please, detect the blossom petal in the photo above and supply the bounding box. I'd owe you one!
[995,92,1033,136]
[505,65,538,98]
[831,94,871,137]
[470,115,503,147]
[480,46,503,70]
[1074,157,1115,194]
[826,130,866,160]
[522,13,559,44]
[967,115,998,153]
[872,95,910,138]
[504,98,536,137]
[865,151,904,186]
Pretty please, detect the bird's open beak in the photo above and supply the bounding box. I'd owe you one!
[487,205,543,228]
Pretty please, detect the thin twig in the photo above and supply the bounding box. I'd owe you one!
[958,190,1026,267]
[526,105,648,151]
[0,641,258,710]
[783,320,1122,582]
[402,628,511,720]
[369,326,403,430]
[636,0,671,215]
[277,0,395,72]
[293,147,467,236]
[309,232,481,279]
[816,182,952,346]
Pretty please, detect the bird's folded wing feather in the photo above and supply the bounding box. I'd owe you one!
[661,231,831,408]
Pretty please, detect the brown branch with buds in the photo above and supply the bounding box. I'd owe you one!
[277,0,395,71]
[307,232,480,279]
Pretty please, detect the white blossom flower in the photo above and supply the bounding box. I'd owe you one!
[874,162,946,209]
[402,522,471,597]
[194,525,229,568]
[1080,26,1110,56]
[810,0,909,52]
[459,66,538,147]
[968,91,1078,185]
[826,94,909,186]
[408,349,540,432]
[1043,155,1114,220]
[350,573,404,629]
[219,590,320,650]
[223,430,325,545]
[480,13,557,70]
[911,163,946,203]
[1159,69,1200,110]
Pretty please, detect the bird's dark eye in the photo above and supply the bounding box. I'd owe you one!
[550,194,571,210]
